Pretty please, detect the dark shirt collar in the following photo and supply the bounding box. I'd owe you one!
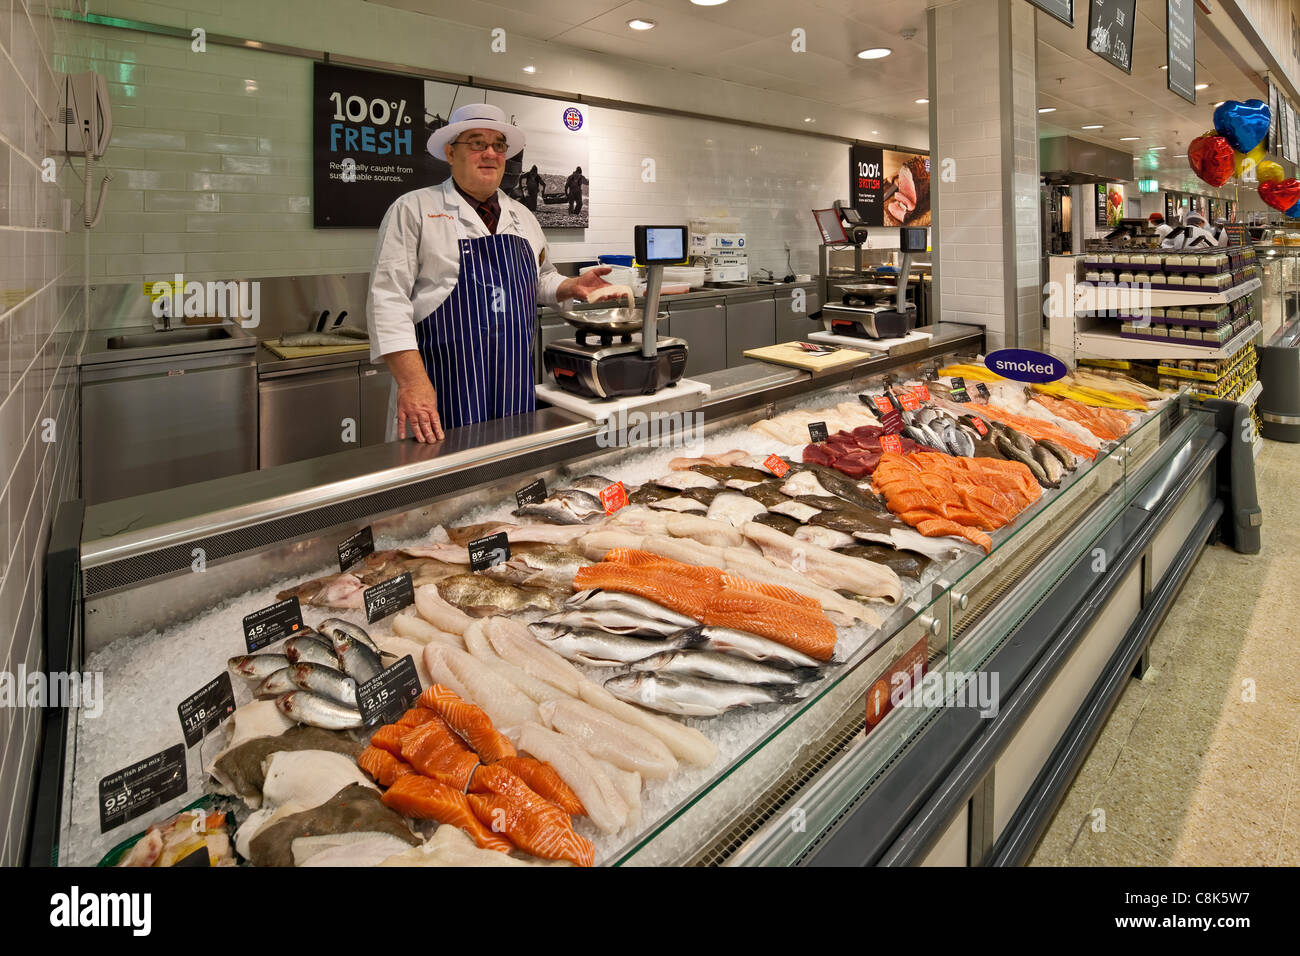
[453,180,501,231]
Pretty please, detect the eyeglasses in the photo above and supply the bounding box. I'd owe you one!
[452,137,509,154]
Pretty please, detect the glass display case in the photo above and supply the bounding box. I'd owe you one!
[33,327,1248,867]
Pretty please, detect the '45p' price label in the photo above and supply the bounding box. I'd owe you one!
[356,656,421,726]
[177,672,235,747]
[242,596,304,653]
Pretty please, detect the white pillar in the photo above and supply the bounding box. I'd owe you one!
[929,0,1042,351]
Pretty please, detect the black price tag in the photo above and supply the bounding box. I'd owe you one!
[975,382,991,400]
[98,744,188,833]
[338,526,375,572]
[950,376,970,403]
[880,409,905,435]
[515,479,547,508]
[468,532,511,572]
[364,571,415,624]
[356,655,422,726]
[808,421,829,442]
[177,672,235,747]
[242,596,304,653]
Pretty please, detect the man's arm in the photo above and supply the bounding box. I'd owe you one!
[384,349,444,442]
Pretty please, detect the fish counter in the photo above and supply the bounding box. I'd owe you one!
[34,326,1245,867]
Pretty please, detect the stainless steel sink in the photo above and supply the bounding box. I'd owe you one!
[107,327,235,349]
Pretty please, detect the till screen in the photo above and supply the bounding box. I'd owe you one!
[646,228,683,262]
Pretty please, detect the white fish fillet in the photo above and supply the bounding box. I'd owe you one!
[260,751,375,812]
[485,616,585,696]
[705,493,769,529]
[654,470,719,490]
[374,635,432,688]
[780,471,831,498]
[539,698,678,780]
[579,529,646,559]
[770,500,823,521]
[377,824,563,867]
[424,643,538,731]
[463,621,568,704]
[665,512,745,548]
[648,497,707,514]
[598,759,643,831]
[420,643,475,703]
[415,583,475,635]
[518,721,628,834]
[392,609,464,648]
[293,832,414,867]
[834,402,885,428]
[577,680,717,768]
[741,522,903,605]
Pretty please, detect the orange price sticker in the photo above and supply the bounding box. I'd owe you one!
[898,389,921,411]
[872,395,894,415]
[599,482,628,515]
[880,433,902,454]
[914,382,931,401]
[763,454,790,478]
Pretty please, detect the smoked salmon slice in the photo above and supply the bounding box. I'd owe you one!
[399,715,481,790]
[357,745,416,787]
[418,684,517,763]
[497,756,587,815]
[466,765,594,867]
[381,773,513,853]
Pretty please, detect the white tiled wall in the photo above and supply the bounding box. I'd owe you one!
[0,0,89,866]
[77,1,927,295]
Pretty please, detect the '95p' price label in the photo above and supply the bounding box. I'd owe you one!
[356,656,421,726]
[98,744,188,833]
[763,454,790,478]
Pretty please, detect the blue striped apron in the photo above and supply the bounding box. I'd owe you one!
[412,216,538,430]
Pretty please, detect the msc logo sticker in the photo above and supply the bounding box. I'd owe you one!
[563,107,584,131]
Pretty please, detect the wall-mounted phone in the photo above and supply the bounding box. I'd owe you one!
[58,71,113,228]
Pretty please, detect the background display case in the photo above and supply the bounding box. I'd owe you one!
[1255,245,1300,442]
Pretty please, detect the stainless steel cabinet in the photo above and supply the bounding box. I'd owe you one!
[360,365,394,445]
[724,291,776,366]
[774,282,823,342]
[667,297,727,376]
[81,352,257,504]
[259,365,361,467]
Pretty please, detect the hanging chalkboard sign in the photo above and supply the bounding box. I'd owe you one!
[1028,0,1074,27]
[1165,0,1196,105]
[1087,0,1136,74]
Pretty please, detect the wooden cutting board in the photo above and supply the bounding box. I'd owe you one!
[742,341,875,371]
[263,340,371,359]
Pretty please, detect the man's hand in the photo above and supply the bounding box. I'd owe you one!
[558,266,613,302]
[384,350,444,443]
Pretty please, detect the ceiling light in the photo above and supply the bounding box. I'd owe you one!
[1038,107,1056,113]
[1082,124,1103,129]
[803,117,814,123]
[871,130,879,135]
[1214,101,1225,107]
[857,48,892,59]
[1195,83,1209,90]
[627,18,655,30]
[1174,154,1187,158]
[522,65,536,73]
[1149,146,1166,150]
[915,98,929,104]
[1160,65,1168,70]
[1119,136,1139,141]
[690,0,729,5]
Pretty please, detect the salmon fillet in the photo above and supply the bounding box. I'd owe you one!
[370,723,412,756]
[418,684,517,763]
[396,707,439,727]
[573,563,712,620]
[399,716,481,790]
[497,756,587,816]
[602,550,820,610]
[466,764,594,867]
[704,589,837,662]
[381,773,513,853]
[357,745,416,787]
[718,573,820,610]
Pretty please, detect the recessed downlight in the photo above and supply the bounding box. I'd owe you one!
[1194,83,1209,90]
[915,98,929,104]
[803,117,814,123]
[1038,107,1056,113]
[691,0,729,5]
[1082,124,1104,129]
[871,130,879,135]
[1119,136,1139,141]
[627,18,656,30]
[1149,146,1166,150]
[857,48,892,59]
[522,65,537,73]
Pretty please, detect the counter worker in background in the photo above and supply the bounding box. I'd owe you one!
[366,104,613,442]
[1148,212,1172,243]
[1211,217,1231,247]
[1180,213,1217,249]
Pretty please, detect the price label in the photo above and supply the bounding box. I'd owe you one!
[807,421,829,443]
[364,571,415,624]
[880,408,905,435]
[880,433,903,454]
[950,377,970,403]
[975,382,990,400]
[600,482,628,514]
[763,454,790,478]
[969,416,988,437]
[337,526,375,573]
[897,389,921,411]
[242,596,304,653]
[177,672,235,748]
[872,395,895,416]
[914,382,931,402]
[356,655,422,726]
[468,531,511,572]
[514,479,547,508]
[98,744,188,833]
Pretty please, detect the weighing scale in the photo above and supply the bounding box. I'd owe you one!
[544,225,690,399]
[821,226,926,339]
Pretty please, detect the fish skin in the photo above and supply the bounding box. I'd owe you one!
[275,690,365,729]
[563,588,699,627]
[330,632,383,684]
[1032,444,1064,485]
[603,672,805,717]
[229,654,290,680]
[653,470,720,491]
[994,433,1049,486]
[1037,438,1074,468]
[536,608,685,638]
[283,635,338,668]
[627,484,679,505]
[288,662,357,707]
[942,423,976,457]
[319,618,380,654]
[512,489,605,525]
[682,625,828,669]
[436,574,556,616]
[631,648,821,685]
[528,623,705,666]
[559,474,617,494]
[255,668,299,698]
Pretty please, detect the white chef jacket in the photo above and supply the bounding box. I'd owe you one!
[366,177,566,364]
[1153,222,1172,242]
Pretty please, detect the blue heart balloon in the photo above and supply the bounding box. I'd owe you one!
[1286,200,1300,219]
[1214,99,1271,154]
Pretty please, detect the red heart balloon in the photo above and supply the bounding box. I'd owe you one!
[1188,133,1234,187]
[1259,178,1300,212]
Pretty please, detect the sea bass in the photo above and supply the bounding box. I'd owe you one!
[631,648,821,686]
[512,489,606,525]
[603,672,808,718]
[527,623,704,666]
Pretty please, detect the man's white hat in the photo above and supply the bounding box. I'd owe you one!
[427,103,525,159]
